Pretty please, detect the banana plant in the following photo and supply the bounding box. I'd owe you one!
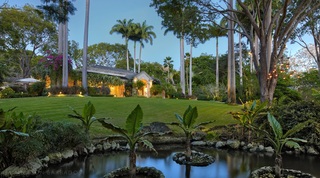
[68,101,99,133]
[0,107,29,169]
[230,100,267,142]
[98,104,156,178]
[170,105,213,161]
[258,113,309,178]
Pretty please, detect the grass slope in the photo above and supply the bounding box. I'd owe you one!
[0,96,241,137]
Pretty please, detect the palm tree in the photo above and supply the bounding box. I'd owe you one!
[227,0,236,104]
[163,56,173,83]
[206,23,227,95]
[128,23,141,73]
[82,0,90,94]
[38,0,76,88]
[110,19,134,71]
[138,21,156,73]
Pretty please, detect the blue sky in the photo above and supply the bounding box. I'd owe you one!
[7,0,228,70]
[6,0,307,70]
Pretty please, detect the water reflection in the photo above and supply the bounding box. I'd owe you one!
[36,148,320,178]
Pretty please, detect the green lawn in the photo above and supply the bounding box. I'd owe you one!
[0,96,241,138]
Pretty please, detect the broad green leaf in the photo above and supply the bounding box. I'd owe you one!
[283,120,310,138]
[183,105,192,126]
[0,129,29,137]
[140,139,157,154]
[287,137,307,143]
[267,113,283,139]
[175,113,184,124]
[284,140,300,149]
[125,105,143,136]
[194,121,214,129]
[83,101,96,119]
[98,118,127,136]
[249,100,257,111]
[184,106,198,128]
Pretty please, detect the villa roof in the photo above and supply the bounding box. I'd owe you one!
[87,66,136,80]
[87,66,154,81]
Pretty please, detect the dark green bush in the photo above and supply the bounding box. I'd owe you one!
[38,122,89,152]
[10,85,26,93]
[150,84,162,96]
[271,100,320,141]
[11,135,45,165]
[28,82,46,96]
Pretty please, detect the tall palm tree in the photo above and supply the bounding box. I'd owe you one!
[38,0,76,88]
[206,23,227,94]
[227,0,236,104]
[82,0,90,94]
[128,23,141,73]
[110,19,134,71]
[138,21,156,73]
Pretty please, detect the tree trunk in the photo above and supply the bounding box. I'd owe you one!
[180,36,185,95]
[126,38,129,71]
[62,20,68,88]
[133,41,136,73]
[227,0,236,104]
[239,33,243,86]
[138,43,142,73]
[82,0,90,94]
[275,154,282,178]
[58,23,63,54]
[189,42,193,96]
[129,149,137,178]
[265,1,272,74]
[216,37,219,96]
[185,132,191,162]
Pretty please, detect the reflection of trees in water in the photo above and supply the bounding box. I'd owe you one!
[226,151,251,178]
[88,153,128,175]
[39,147,320,178]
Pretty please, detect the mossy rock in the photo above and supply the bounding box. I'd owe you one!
[104,166,164,178]
[251,166,316,178]
[173,151,215,166]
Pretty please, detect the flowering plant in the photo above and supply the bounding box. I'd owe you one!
[38,51,72,86]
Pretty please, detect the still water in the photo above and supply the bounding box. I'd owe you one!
[36,148,320,178]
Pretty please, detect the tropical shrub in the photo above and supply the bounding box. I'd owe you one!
[37,122,89,152]
[271,100,320,141]
[170,105,213,161]
[98,105,156,178]
[229,100,267,142]
[28,81,46,96]
[0,87,15,98]
[150,84,162,96]
[254,113,309,178]
[68,101,99,133]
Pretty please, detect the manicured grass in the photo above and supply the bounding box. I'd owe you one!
[0,96,241,138]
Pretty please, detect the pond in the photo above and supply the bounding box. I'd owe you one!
[36,147,320,178]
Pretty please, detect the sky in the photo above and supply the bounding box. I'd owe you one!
[6,0,227,70]
[4,0,309,70]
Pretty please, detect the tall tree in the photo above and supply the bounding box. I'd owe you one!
[206,22,228,96]
[110,19,134,71]
[163,56,174,84]
[151,0,200,95]
[38,0,77,87]
[82,0,90,94]
[198,0,320,103]
[292,8,320,78]
[227,0,236,104]
[138,21,156,73]
[0,5,56,78]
